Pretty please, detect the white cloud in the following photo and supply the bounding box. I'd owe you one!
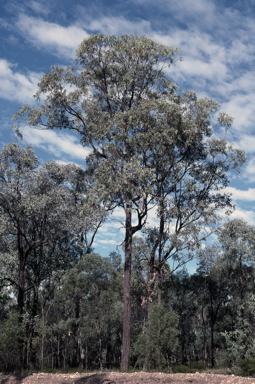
[0,59,42,103]
[217,206,255,228]
[96,239,118,245]
[224,186,255,201]
[99,221,125,233]
[229,208,255,225]
[16,14,89,58]
[110,207,126,220]
[26,0,50,15]
[231,135,255,154]
[22,126,91,160]
[55,159,84,168]
[244,158,255,183]
[129,0,216,22]
[84,16,152,36]
[96,219,125,251]
[221,94,255,134]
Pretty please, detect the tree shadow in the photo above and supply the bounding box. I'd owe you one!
[71,373,116,384]
[0,373,116,384]
[0,374,31,384]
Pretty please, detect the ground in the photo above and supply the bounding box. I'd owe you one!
[1,372,255,384]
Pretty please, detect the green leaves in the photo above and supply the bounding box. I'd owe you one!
[132,304,179,370]
[10,33,247,370]
[0,143,107,317]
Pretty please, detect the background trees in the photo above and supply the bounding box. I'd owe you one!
[13,34,245,371]
[217,220,255,365]
[0,143,106,369]
[0,144,104,317]
[1,177,255,373]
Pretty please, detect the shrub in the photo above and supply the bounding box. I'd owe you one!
[240,358,255,377]
[132,304,179,371]
[189,361,206,370]
[0,310,24,373]
[215,350,231,368]
[172,365,196,373]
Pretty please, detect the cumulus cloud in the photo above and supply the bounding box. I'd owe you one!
[55,159,84,168]
[231,135,255,154]
[22,126,91,160]
[0,59,42,103]
[244,158,255,183]
[221,93,255,134]
[84,16,152,36]
[224,186,255,201]
[99,221,125,233]
[96,239,118,245]
[16,14,89,58]
[229,208,255,225]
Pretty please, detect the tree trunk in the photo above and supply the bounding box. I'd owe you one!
[51,330,54,369]
[146,249,157,311]
[99,333,103,371]
[157,199,164,305]
[121,206,132,372]
[18,255,26,316]
[85,343,88,370]
[158,269,163,305]
[73,296,80,367]
[211,321,214,368]
[202,305,207,363]
[209,292,215,368]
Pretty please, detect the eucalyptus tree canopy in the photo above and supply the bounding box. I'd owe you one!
[0,143,105,317]
[142,121,245,305]
[13,34,245,370]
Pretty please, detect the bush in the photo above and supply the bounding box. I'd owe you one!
[0,310,24,373]
[215,350,231,368]
[132,304,179,371]
[172,365,196,373]
[189,361,206,370]
[240,358,255,377]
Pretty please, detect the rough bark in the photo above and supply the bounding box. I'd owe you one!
[211,321,214,368]
[121,206,132,372]
[157,200,165,305]
[18,258,26,317]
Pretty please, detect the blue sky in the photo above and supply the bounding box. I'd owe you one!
[1,0,255,273]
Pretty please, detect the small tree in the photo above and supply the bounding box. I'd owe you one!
[218,220,255,364]
[0,310,24,373]
[133,304,178,371]
[54,253,123,370]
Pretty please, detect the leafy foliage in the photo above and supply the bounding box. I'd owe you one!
[240,358,255,377]
[3,33,249,373]
[133,304,178,370]
[0,310,24,372]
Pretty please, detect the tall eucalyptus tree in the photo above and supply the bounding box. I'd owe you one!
[13,34,245,370]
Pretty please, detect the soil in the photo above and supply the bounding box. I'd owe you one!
[1,372,255,384]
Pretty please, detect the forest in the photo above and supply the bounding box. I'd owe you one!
[1,34,254,375]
